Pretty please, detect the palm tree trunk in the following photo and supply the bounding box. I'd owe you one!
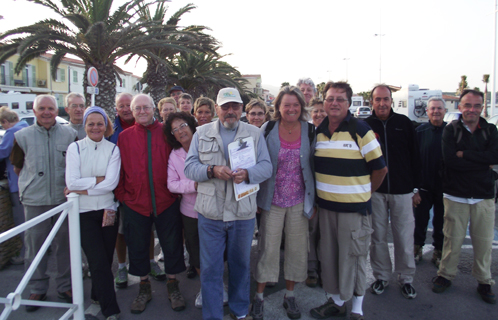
[83,63,117,122]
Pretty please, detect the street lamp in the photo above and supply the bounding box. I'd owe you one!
[343,58,350,81]
[374,34,385,83]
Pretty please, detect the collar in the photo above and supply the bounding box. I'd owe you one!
[85,136,105,148]
[317,111,353,139]
[371,108,394,121]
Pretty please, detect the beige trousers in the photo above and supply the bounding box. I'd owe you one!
[438,198,495,285]
[255,203,308,283]
[319,208,373,301]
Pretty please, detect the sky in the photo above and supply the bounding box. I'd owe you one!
[0,0,497,95]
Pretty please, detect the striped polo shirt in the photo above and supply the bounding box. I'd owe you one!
[314,113,386,215]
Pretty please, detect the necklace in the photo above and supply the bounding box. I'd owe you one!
[281,122,299,134]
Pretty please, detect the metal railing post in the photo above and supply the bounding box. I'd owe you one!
[66,193,84,320]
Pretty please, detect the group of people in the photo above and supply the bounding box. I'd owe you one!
[0,76,496,320]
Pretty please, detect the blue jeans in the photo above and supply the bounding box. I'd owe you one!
[198,214,254,320]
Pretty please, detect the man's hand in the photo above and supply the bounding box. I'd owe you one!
[412,192,422,207]
[213,165,233,181]
[232,168,248,184]
[456,151,464,158]
[13,166,21,176]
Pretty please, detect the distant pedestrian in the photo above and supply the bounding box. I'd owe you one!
[432,89,498,304]
[64,92,87,139]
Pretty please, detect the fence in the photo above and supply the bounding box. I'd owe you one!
[0,193,84,320]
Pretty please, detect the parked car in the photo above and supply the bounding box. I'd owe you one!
[19,116,69,126]
[443,112,461,123]
[354,106,371,119]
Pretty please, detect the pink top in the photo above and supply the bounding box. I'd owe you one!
[167,147,198,219]
[271,134,305,208]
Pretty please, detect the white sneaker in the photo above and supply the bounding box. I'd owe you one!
[223,285,228,306]
[195,290,202,308]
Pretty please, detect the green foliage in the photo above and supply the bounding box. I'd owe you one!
[281,82,290,88]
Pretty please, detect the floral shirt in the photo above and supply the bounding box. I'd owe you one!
[272,134,305,208]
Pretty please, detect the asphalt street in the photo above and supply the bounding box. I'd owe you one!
[1,207,498,320]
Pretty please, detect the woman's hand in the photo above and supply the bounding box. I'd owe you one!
[96,176,105,184]
[64,187,88,196]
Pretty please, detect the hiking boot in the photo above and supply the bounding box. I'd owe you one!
[115,266,128,289]
[25,293,46,312]
[251,296,264,320]
[350,313,364,320]
[310,297,346,319]
[477,283,496,304]
[195,289,202,308]
[306,275,318,288]
[432,276,451,293]
[106,314,120,320]
[283,296,301,319]
[149,260,166,281]
[167,279,186,311]
[58,290,73,303]
[130,281,152,314]
[401,283,417,299]
[414,245,423,264]
[370,280,388,295]
[431,249,442,268]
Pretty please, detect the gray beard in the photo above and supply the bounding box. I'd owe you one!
[222,119,238,129]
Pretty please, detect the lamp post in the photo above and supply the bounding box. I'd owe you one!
[343,58,350,81]
[492,0,497,116]
[374,33,385,83]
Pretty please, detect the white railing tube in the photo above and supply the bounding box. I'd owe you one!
[67,193,84,320]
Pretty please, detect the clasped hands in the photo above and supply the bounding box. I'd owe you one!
[213,165,248,184]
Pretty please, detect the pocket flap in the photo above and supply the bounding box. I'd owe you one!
[351,227,374,240]
[197,183,215,196]
[199,137,219,153]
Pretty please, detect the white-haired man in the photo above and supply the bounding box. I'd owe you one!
[10,95,77,311]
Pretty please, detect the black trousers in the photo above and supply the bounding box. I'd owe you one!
[414,190,444,250]
[80,210,120,317]
[122,199,186,276]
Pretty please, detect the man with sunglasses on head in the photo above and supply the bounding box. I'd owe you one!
[185,88,272,320]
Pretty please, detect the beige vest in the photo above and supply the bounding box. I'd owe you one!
[194,121,260,221]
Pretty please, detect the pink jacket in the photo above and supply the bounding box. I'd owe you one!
[167,147,198,218]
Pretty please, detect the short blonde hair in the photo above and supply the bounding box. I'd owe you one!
[0,106,19,123]
[158,97,177,112]
[245,98,267,115]
[194,97,215,115]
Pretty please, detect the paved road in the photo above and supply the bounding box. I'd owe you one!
[1,207,498,320]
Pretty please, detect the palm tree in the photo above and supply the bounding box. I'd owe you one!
[457,75,468,96]
[0,0,203,118]
[483,74,490,117]
[167,50,248,101]
[134,3,217,106]
[281,82,290,88]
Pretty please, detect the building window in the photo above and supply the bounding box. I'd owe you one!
[122,78,126,88]
[73,70,78,83]
[55,68,66,82]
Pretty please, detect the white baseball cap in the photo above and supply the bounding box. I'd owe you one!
[217,88,242,106]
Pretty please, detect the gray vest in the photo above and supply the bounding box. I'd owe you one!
[15,122,77,205]
[194,121,260,221]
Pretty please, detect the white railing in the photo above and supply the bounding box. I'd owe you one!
[0,193,84,320]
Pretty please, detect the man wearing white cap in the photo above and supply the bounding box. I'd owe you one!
[185,88,272,320]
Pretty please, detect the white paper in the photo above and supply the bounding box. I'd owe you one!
[228,137,260,201]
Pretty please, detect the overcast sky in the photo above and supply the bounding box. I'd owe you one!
[1,0,496,95]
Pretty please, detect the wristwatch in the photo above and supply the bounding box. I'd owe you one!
[413,188,419,194]
[207,165,215,179]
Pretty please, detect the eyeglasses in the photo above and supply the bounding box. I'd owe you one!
[248,112,265,117]
[171,122,189,134]
[132,106,153,112]
[69,104,85,109]
[220,103,242,111]
[324,97,348,104]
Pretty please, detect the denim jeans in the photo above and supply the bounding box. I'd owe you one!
[198,214,254,320]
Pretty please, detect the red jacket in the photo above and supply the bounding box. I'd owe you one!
[115,120,177,216]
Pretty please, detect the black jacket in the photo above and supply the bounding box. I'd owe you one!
[365,109,421,194]
[416,121,446,193]
[442,116,498,199]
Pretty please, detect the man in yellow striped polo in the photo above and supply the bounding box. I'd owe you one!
[310,82,387,320]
